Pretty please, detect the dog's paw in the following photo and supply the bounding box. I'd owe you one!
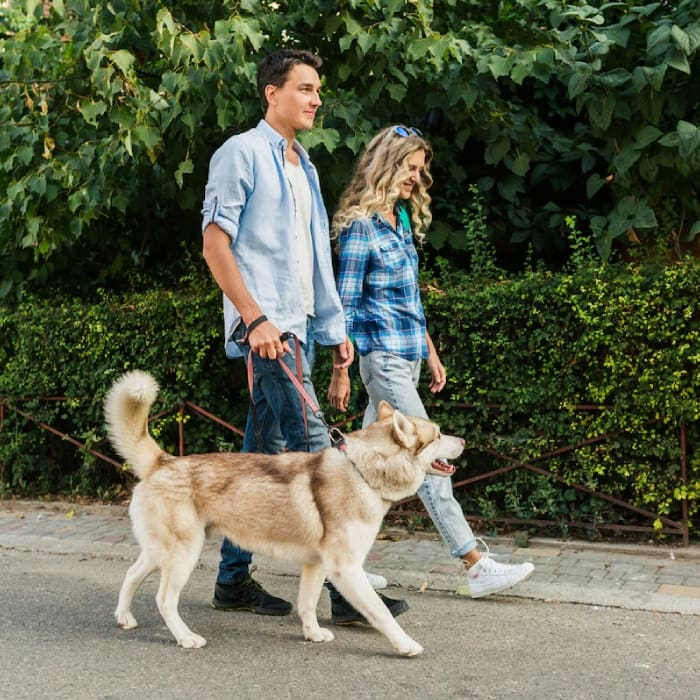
[396,639,423,657]
[115,610,138,630]
[178,633,207,649]
[304,627,335,643]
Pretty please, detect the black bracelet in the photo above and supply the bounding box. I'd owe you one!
[245,314,268,336]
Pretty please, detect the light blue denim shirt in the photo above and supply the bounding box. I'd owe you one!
[201,120,346,358]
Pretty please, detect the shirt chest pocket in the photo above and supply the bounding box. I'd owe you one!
[376,240,406,270]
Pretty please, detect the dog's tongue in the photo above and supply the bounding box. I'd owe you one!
[431,458,456,475]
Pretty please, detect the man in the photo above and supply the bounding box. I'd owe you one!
[201,49,406,623]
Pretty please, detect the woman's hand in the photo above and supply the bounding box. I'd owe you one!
[426,331,446,393]
[328,368,351,412]
[333,336,355,369]
[427,352,446,393]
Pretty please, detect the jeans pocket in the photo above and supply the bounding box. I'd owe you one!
[230,319,247,346]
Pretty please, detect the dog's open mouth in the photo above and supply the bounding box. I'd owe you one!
[431,458,456,475]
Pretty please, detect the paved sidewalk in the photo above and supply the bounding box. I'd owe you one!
[2,499,699,615]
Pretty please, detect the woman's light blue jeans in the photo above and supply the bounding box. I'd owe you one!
[360,350,477,558]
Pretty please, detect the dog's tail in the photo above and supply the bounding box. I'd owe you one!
[104,370,166,480]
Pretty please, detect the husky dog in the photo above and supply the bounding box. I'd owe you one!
[104,370,464,656]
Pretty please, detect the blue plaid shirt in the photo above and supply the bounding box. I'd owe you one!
[336,211,427,360]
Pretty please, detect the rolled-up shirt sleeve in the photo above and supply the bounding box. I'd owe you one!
[201,141,254,243]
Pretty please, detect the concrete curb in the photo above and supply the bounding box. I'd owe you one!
[2,499,699,615]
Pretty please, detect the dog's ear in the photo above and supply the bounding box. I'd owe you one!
[377,400,394,420]
[391,409,417,448]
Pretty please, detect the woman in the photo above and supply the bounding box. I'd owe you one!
[328,125,534,597]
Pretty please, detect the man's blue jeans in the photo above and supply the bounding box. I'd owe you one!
[360,350,477,559]
[217,334,330,584]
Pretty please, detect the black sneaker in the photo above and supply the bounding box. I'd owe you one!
[331,592,409,625]
[211,576,293,616]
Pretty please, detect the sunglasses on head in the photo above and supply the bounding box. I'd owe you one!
[393,125,423,138]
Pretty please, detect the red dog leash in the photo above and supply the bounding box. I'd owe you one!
[245,332,347,451]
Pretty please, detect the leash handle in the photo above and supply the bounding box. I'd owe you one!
[245,332,346,450]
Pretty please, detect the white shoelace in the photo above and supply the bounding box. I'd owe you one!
[474,536,501,559]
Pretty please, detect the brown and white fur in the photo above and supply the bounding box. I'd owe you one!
[104,370,464,656]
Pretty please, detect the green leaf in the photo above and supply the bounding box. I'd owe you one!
[110,107,136,129]
[588,94,615,131]
[613,147,641,176]
[600,25,630,48]
[608,210,630,238]
[534,48,554,67]
[178,33,202,62]
[591,216,613,260]
[631,65,666,92]
[510,61,531,85]
[51,0,65,17]
[133,126,161,151]
[677,120,700,158]
[122,130,133,156]
[386,83,407,101]
[568,71,589,100]
[338,35,353,52]
[688,220,700,241]
[509,152,531,176]
[78,101,107,126]
[634,125,663,149]
[484,134,510,165]
[670,25,691,55]
[599,68,630,88]
[174,158,194,189]
[109,50,135,74]
[647,24,671,59]
[658,131,680,148]
[356,32,374,55]
[488,55,511,79]
[586,173,607,199]
[666,49,691,74]
[631,200,657,229]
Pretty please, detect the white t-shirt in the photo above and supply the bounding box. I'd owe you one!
[285,158,315,316]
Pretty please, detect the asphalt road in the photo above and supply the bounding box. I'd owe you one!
[1,548,698,700]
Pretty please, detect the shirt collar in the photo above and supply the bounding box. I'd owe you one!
[256,119,311,166]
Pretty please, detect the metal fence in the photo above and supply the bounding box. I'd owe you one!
[0,395,690,546]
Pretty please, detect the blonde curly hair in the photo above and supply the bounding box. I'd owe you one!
[331,126,433,243]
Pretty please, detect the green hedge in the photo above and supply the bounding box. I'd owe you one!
[417,260,700,539]
[0,271,248,499]
[1,260,699,538]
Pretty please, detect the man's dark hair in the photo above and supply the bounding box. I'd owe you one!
[257,49,323,112]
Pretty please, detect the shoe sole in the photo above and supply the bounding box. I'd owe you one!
[332,616,370,626]
[466,566,535,599]
[211,601,292,616]
[332,599,410,625]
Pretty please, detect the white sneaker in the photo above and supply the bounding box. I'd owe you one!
[457,557,534,598]
[365,571,388,590]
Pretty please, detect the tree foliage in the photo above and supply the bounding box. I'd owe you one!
[1,0,699,297]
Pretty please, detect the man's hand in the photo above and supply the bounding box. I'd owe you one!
[328,368,351,412]
[247,319,291,359]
